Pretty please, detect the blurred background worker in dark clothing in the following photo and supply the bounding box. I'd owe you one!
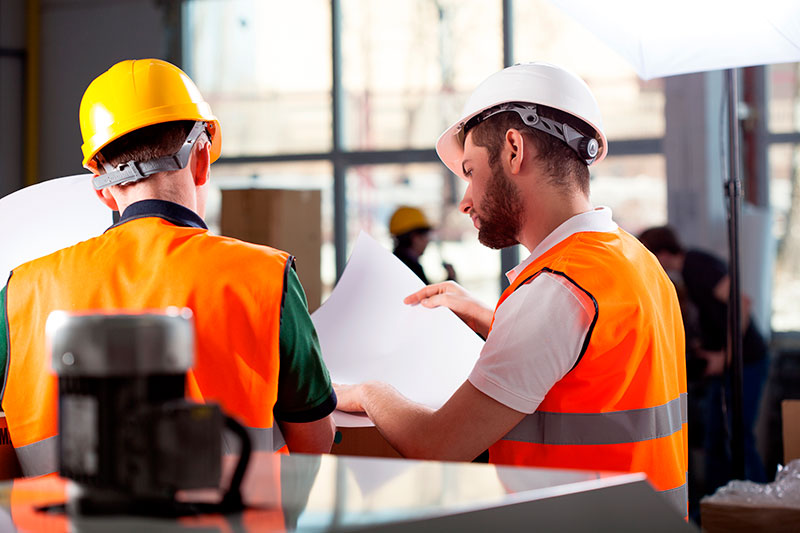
[639,226,769,508]
[389,206,456,284]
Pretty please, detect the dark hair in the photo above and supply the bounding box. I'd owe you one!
[99,120,196,169]
[395,228,430,249]
[469,108,590,195]
[638,225,685,255]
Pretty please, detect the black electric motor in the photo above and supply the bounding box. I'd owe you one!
[48,309,249,516]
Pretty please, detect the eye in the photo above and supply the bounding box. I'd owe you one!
[464,168,473,178]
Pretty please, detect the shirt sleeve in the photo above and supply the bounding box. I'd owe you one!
[468,272,596,414]
[274,265,337,423]
[0,285,8,407]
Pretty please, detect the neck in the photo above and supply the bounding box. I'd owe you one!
[112,171,199,217]
[518,190,593,252]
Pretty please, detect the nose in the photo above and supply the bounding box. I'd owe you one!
[459,184,472,215]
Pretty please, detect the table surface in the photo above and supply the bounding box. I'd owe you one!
[0,452,694,532]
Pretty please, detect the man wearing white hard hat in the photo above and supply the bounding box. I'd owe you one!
[336,62,688,517]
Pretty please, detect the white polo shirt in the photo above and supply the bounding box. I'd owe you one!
[468,207,619,414]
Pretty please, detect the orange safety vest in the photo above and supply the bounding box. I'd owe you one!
[487,228,688,517]
[3,215,291,477]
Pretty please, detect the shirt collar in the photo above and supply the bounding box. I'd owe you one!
[505,206,618,284]
[114,199,208,230]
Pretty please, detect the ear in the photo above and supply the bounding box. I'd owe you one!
[190,141,211,187]
[505,129,525,175]
[94,183,119,211]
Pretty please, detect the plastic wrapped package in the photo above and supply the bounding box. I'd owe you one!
[700,459,800,532]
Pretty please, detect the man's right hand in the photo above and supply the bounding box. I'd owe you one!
[404,281,493,339]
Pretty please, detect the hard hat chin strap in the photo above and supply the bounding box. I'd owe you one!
[92,121,209,190]
[460,103,600,165]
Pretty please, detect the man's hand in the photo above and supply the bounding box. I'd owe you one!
[698,349,725,376]
[404,281,493,338]
[333,382,367,413]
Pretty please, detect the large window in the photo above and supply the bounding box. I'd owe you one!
[185,0,668,308]
[184,0,332,156]
[768,63,800,331]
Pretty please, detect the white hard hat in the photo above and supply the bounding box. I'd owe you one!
[436,62,607,178]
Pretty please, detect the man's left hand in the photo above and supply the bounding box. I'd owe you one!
[333,382,365,412]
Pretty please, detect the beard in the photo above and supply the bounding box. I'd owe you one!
[474,162,524,249]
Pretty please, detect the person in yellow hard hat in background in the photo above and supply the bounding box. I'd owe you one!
[0,58,336,478]
[335,62,688,518]
[389,206,457,285]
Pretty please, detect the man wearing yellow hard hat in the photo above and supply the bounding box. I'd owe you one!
[389,206,456,284]
[0,59,336,477]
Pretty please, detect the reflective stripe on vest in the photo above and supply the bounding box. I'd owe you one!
[502,393,687,446]
[223,425,285,454]
[661,478,688,517]
[16,436,57,477]
[18,425,284,478]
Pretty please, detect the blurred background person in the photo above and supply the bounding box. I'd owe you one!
[639,225,770,507]
[389,206,457,284]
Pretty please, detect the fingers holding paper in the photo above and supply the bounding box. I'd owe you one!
[404,281,493,338]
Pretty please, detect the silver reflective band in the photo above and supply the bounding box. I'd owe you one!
[660,480,688,517]
[92,121,208,190]
[222,425,285,454]
[16,435,58,477]
[503,393,688,446]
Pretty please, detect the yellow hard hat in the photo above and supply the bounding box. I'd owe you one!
[79,58,221,173]
[389,206,432,237]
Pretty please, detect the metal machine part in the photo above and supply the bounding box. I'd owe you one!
[47,309,249,516]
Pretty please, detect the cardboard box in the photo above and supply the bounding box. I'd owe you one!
[700,501,800,533]
[783,399,800,464]
[220,188,322,311]
[330,427,402,459]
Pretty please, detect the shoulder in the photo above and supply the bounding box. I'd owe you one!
[201,234,292,264]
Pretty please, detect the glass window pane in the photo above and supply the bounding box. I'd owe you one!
[184,0,332,156]
[590,154,667,235]
[346,163,501,306]
[768,63,800,134]
[204,161,334,308]
[341,0,503,151]
[769,143,800,331]
[513,0,665,140]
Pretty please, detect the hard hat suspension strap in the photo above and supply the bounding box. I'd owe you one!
[460,103,599,165]
[92,121,209,190]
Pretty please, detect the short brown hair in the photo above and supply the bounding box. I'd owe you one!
[99,120,195,169]
[638,225,685,255]
[469,109,590,195]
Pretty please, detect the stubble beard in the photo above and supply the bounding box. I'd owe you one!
[475,162,524,250]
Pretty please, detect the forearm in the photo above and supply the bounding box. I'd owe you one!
[468,307,494,339]
[279,415,336,454]
[358,382,443,460]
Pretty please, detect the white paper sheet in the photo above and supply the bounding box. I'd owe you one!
[0,175,111,282]
[312,232,485,427]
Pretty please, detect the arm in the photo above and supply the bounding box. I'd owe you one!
[279,416,336,454]
[0,286,7,408]
[335,380,525,461]
[338,271,592,461]
[404,281,493,338]
[711,275,752,330]
[275,265,336,453]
